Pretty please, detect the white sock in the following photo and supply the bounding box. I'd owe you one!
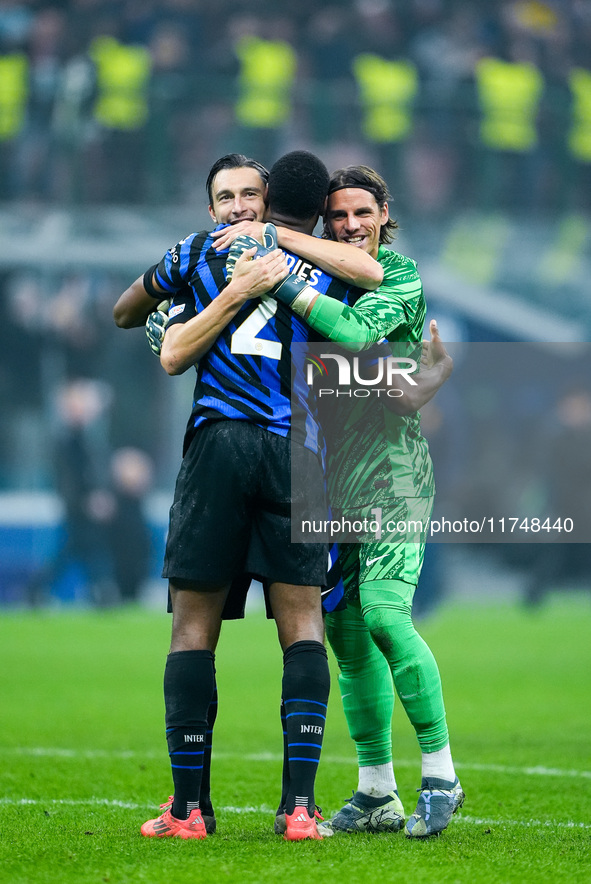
[421,744,455,783]
[358,763,397,797]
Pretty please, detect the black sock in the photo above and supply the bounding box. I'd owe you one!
[277,699,288,815]
[282,640,330,816]
[164,649,215,820]
[199,682,218,816]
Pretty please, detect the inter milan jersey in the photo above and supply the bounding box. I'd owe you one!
[153,224,361,457]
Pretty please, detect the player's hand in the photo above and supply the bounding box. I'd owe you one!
[227,246,290,301]
[212,220,264,251]
[422,319,453,377]
[145,300,170,356]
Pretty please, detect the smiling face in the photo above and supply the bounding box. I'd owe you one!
[208,166,267,225]
[325,187,389,259]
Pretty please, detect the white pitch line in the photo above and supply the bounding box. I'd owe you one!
[0,798,589,831]
[0,797,153,810]
[456,815,591,831]
[2,747,590,781]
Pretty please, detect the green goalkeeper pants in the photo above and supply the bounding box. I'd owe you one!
[325,578,449,766]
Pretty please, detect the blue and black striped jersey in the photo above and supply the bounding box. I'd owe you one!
[153,225,362,456]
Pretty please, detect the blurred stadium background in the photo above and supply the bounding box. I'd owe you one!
[1,0,591,609]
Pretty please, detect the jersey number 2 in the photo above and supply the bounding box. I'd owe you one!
[230,295,282,360]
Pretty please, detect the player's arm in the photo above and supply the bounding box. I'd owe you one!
[160,247,289,375]
[276,226,383,289]
[224,237,420,350]
[277,267,422,351]
[211,221,383,289]
[384,320,453,416]
[116,233,208,329]
[113,265,167,328]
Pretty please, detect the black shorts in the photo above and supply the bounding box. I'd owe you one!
[162,420,328,588]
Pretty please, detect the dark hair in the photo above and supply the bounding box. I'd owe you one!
[268,151,330,221]
[325,165,399,243]
[206,153,269,204]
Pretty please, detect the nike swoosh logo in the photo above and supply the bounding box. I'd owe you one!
[365,553,389,567]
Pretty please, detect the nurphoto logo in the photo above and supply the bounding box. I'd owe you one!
[305,352,418,398]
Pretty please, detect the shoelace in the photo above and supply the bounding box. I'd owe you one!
[416,786,454,795]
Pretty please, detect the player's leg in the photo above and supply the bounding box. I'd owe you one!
[249,433,330,840]
[324,545,404,833]
[144,423,251,839]
[141,584,228,839]
[199,680,218,833]
[359,575,464,837]
[274,697,289,831]
[269,581,330,840]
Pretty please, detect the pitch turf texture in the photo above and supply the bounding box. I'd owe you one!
[1,598,589,884]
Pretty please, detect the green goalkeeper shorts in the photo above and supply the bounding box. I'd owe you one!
[337,496,434,604]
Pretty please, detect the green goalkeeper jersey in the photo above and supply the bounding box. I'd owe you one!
[309,245,434,508]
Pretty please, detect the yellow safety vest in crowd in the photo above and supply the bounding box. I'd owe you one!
[90,36,151,131]
[353,54,418,143]
[568,68,591,163]
[0,53,28,140]
[235,36,296,128]
[475,57,543,152]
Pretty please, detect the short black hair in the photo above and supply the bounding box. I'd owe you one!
[206,153,269,204]
[268,151,330,220]
[326,165,399,243]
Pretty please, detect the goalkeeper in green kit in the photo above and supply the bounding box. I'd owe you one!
[249,164,463,838]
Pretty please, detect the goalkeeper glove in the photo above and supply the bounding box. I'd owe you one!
[261,222,278,249]
[225,234,263,282]
[225,225,279,282]
[145,300,170,356]
[226,235,318,318]
[225,224,278,280]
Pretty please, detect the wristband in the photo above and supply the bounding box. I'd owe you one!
[272,274,318,317]
[143,265,165,299]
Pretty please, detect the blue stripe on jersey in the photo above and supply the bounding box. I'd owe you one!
[157,233,353,452]
[322,540,345,612]
[288,304,324,452]
[178,234,196,279]
[198,231,224,300]
[154,265,175,293]
[159,233,198,289]
[192,304,287,429]
[191,290,289,431]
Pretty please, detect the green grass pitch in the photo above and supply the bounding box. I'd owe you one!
[0,596,590,884]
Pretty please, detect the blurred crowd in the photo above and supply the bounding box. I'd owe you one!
[1,0,591,608]
[1,0,591,213]
[24,378,155,606]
